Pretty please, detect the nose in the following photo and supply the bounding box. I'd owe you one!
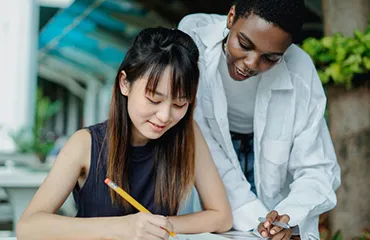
[243,51,259,71]
[156,104,171,124]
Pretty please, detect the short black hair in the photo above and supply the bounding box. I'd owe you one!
[233,0,305,38]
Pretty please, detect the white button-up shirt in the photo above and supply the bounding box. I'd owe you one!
[178,13,341,239]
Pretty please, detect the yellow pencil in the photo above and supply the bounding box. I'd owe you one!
[104,178,178,239]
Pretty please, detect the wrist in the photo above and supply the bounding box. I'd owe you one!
[102,215,132,240]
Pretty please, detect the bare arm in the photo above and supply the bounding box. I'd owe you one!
[169,122,232,234]
[16,129,171,240]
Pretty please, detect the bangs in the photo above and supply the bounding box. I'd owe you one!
[144,51,198,103]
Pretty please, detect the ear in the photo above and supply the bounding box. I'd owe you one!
[119,70,129,96]
[227,5,236,29]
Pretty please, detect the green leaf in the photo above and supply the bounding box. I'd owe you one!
[335,46,347,62]
[327,63,342,82]
[354,29,364,40]
[318,70,330,84]
[332,230,343,240]
[321,36,333,48]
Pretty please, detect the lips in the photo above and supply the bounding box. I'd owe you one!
[148,121,166,132]
[233,65,251,80]
[236,67,248,77]
[149,122,165,128]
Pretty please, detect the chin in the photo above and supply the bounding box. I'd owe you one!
[144,131,165,140]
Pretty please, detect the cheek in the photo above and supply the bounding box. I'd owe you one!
[127,98,153,121]
[171,108,188,124]
[259,64,275,73]
[227,37,243,61]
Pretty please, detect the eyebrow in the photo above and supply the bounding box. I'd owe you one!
[239,32,284,56]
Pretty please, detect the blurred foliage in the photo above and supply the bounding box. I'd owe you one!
[353,229,370,240]
[9,88,61,162]
[302,15,370,89]
[330,229,370,240]
[319,213,370,240]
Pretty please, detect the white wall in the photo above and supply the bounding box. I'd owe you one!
[0,0,39,152]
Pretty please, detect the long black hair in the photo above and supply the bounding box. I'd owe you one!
[107,27,200,215]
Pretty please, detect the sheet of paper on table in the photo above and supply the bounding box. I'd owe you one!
[175,231,262,240]
[175,233,228,240]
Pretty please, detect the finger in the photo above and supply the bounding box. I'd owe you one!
[283,228,293,240]
[145,221,169,239]
[271,229,293,240]
[283,229,293,240]
[265,210,279,228]
[270,225,283,235]
[270,214,291,235]
[271,229,287,240]
[162,217,174,233]
[258,222,270,238]
[145,214,168,228]
[278,214,290,223]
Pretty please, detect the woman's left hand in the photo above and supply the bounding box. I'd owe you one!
[258,210,293,240]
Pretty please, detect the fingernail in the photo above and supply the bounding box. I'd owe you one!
[262,231,267,238]
[264,222,269,228]
[270,230,276,235]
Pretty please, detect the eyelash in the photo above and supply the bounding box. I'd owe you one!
[239,40,280,63]
[239,41,252,50]
[174,104,186,109]
[147,97,160,104]
[263,56,279,63]
[147,97,186,108]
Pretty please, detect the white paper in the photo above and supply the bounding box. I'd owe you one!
[175,231,262,240]
[175,233,229,240]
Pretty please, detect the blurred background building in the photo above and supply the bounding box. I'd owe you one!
[0,0,369,239]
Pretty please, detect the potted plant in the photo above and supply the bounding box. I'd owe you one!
[9,88,61,166]
[301,17,370,240]
[302,19,370,88]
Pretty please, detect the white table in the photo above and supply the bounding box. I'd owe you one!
[0,231,260,240]
[0,165,77,233]
[0,166,48,230]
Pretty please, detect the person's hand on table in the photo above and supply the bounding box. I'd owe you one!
[122,212,173,240]
[258,210,293,240]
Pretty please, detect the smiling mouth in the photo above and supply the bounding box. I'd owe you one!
[236,67,248,77]
[149,121,165,128]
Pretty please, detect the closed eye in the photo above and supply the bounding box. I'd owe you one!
[239,40,252,51]
[263,55,282,63]
[174,103,187,109]
[147,97,160,104]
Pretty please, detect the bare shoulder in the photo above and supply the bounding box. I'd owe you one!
[193,120,202,136]
[193,120,212,165]
[57,128,92,169]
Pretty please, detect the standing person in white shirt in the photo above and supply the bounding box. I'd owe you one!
[178,0,341,239]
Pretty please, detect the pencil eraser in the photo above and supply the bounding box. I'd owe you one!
[104,178,111,184]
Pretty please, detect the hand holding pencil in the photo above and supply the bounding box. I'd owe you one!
[105,178,178,239]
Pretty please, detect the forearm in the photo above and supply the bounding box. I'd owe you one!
[169,209,232,234]
[17,212,127,240]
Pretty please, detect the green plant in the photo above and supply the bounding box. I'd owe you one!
[302,16,370,89]
[10,88,61,162]
[353,229,370,240]
[331,231,343,240]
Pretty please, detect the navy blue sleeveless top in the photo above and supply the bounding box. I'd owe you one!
[72,121,171,217]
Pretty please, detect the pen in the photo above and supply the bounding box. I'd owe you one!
[105,178,178,239]
[258,217,290,229]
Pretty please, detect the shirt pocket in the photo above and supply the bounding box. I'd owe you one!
[260,137,291,197]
